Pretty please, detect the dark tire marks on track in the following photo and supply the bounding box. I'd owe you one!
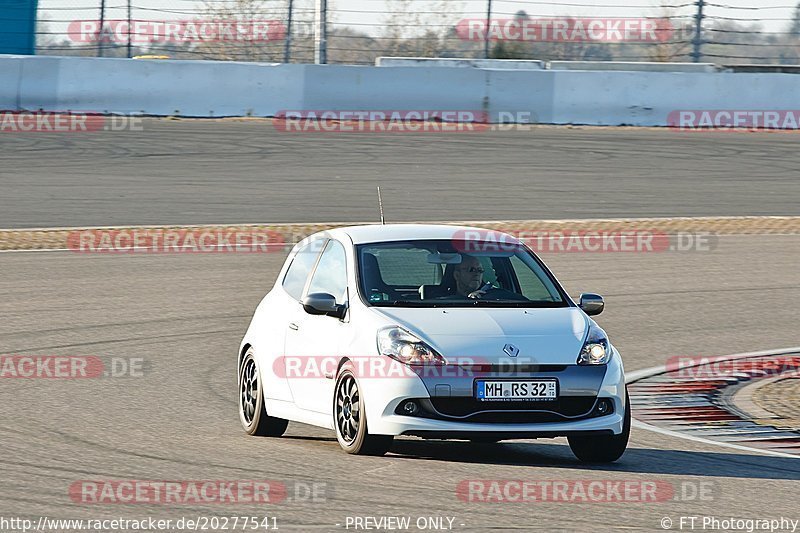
[2,120,800,228]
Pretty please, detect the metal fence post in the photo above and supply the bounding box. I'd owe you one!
[284,0,294,63]
[97,0,106,57]
[483,0,492,59]
[126,0,132,58]
[691,0,705,63]
[314,0,327,64]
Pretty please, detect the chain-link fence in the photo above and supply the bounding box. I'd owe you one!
[30,0,800,65]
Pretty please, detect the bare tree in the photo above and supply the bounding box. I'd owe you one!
[646,2,692,62]
[196,0,286,61]
[381,0,465,58]
[790,2,800,36]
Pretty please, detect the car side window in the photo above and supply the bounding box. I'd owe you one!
[282,241,323,300]
[509,255,561,302]
[306,240,348,304]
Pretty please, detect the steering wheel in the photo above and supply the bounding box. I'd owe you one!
[469,286,530,302]
[467,283,495,299]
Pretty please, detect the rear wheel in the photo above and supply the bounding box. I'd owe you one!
[568,391,630,463]
[334,366,393,455]
[239,348,288,437]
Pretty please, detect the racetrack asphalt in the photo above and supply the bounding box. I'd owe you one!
[1,119,800,229]
[0,234,798,531]
[1,122,799,531]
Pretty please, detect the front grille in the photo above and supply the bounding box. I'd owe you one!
[431,396,596,416]
[471,364,568,373]
[410,396,602,423]
[412,364,568,377]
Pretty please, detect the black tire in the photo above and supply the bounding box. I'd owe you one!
[239,348,288,437]
[568,391,630,463]
[334,366,393,455]
[469,437,501,444]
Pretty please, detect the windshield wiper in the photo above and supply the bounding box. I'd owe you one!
[471,300,565,307]
[372,300,433,307]
[371,299,564,308]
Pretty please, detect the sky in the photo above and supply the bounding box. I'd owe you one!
[37,0,798,39]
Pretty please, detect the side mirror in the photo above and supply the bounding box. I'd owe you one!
[302,292,346,319]
[579,293,604,316]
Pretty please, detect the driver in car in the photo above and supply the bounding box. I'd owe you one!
[453,255,492,298]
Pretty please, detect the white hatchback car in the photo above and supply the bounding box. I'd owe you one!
[238,224,629,461]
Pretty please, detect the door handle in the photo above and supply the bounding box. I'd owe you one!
[288,322,299,331]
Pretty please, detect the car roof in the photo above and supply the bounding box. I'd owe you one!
[322,224,521,245]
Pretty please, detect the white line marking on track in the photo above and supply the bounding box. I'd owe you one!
[626,347,800,382]
[630,419,800,459]
[627,346,800,459]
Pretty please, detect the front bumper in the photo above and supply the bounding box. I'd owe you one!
[359,347,626,436]
[393,413,624,439]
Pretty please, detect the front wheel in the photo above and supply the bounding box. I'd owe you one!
[568,391,630,463]
[334,366,393,455]
[239,348,288,437]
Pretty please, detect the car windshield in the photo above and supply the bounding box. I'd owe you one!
[356,239,569,308]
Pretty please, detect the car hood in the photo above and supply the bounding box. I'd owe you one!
[372,306,589,365]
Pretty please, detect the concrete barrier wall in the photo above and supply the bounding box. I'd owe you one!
[0,56,22,110]
[550,70,800,125]
[5,56,306,116]
[376,57,545,69]
[549,61,717,73]
[2,55,799,126]
[301,65,487,112]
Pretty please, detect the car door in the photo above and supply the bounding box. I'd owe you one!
[284,238,349,414]
[274,239,326,402]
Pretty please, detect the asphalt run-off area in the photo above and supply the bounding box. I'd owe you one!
[1,122,799,531]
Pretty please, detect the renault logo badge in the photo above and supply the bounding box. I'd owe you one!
[503,344,519,357]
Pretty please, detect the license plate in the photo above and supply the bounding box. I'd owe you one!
[475,379,558,401]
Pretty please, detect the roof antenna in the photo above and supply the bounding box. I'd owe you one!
[377,186,385,225]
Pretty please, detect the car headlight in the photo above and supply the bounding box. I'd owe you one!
[377,327,446,366]
[577,323,611,365]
